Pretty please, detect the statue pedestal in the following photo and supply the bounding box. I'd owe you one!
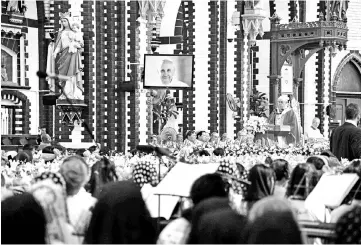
[56,99,87,126]
[56,100,92,146]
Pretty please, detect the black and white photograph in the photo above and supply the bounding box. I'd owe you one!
[143,54,194,89]
[1,0,361,244]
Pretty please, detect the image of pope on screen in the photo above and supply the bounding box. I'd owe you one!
[144,55,194,89]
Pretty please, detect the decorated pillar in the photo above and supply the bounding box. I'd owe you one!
[241,1,266,127]
[137,3,149,145]
[242,32,249,125]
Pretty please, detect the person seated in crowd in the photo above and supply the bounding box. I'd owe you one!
[157,173,229,244]
[1,193,47,244]
[213,147,225,157]
[38,127,52,150]
[15,144,35,163]
[334,205,361,244]
[59,155,90,196]
[86,153,118,198]
[183,130,196,147]
[208,132,220,148]
[242,164,276,214]
[218,133,232,148]
[270,159,290,198]
[186,197,231,244]
[163,135,177,151]
[305,117,324,141]
[198,149,210,156]
[331,159,361,223]
[1,150,9,166]
[42,146,58,164]
[196,131,209,147]
[306,155,332,173]
[320,149,341,168]
[84,181,157,244]
[175,133,184,151]
[187,197,245,244]
[30,171,76,243]
[60,156,96,243]
[234,129,247,146]
[286,163,327,222]
[244,196,305,244]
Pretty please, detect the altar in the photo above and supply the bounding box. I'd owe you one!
[254,124,292,147]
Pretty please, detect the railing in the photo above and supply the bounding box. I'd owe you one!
[278,20,347,31]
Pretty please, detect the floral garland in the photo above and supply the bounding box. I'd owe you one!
[243,116,269,134]
[0,138,337,196]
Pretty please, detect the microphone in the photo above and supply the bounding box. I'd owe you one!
[37,71,71,81]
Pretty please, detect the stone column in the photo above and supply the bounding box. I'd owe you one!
[323,47,330,137]
[293,78,303,101]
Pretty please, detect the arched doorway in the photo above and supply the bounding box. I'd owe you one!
[333,55,361,125]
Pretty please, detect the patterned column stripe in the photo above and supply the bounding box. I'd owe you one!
[315,1,326,131]
[22,31,29,87]
[234,0,244,135]
[182,1,196,135]
[126,0,140,150]
[242,32,249,126]
[117,0,127,152]
[95,0,107,147]
[182,1,189,135]
[219,0,227,135]
[323,47,331,137]
[288,0,298,22]
[81,0,96,143]
[208,0,219,133]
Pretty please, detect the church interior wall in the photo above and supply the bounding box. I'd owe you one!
[2,0,360,150]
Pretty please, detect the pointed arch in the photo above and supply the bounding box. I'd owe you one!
[332,52,361,89]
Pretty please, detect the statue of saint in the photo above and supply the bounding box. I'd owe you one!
[1,64,8,82]
[7,0,19,13]
[48,12,84,100]
[330,0,349,20]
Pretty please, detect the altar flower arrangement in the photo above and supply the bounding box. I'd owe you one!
[244,116,269,134]
[250,89,268,118]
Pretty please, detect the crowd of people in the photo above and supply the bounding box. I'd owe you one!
[2,104,361,244]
